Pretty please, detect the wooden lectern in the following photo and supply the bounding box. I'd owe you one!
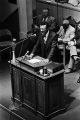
[10,56,65,120]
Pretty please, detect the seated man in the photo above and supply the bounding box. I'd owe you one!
[33,8,59,33]
[24,21,58,63]
[57,19,79,73]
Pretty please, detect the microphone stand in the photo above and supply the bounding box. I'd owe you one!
[9,38,22,110]
[0,35,32,111]
[9,38,17,110]
[9,37,30,111]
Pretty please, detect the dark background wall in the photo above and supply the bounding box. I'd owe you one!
[0,0,19,60]
[0,0,37,60]
[0,0,19,39]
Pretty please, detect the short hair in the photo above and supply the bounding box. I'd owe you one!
[40,21,50,30]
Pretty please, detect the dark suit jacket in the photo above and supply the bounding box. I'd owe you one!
[31,31,58,61]
[75,29,80,47]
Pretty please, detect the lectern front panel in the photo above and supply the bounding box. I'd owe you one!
[10,58,64,119]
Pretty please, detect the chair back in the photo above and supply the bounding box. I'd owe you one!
[0,29,12,47]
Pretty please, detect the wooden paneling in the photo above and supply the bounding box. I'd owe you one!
[22,72,36,109]
[11,67,22,100]
[36,0,80,25]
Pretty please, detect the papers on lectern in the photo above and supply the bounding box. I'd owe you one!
[27,58,42,64]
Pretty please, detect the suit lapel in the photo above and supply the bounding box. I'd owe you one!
[46,32,52,48]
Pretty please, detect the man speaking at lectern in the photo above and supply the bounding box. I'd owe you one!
[25,21,58,62]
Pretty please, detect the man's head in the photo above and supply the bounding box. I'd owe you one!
[40,21,50,35]
[42,8,49,18]
[40,24,47,35]
[62,20,69,31]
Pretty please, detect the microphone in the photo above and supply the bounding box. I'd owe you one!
[22,51,29,60]
[25,51,29,55]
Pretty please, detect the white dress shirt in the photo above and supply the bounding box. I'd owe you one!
[44,30,49,44]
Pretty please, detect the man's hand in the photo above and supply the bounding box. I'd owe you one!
[43,59,49,63]
[23,52,34,60]
[28,53,34,59]
[68,41,75,46]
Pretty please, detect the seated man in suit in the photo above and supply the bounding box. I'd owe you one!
[57,19,79,73]
[33,8,59,33]
[25,21,58,63]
